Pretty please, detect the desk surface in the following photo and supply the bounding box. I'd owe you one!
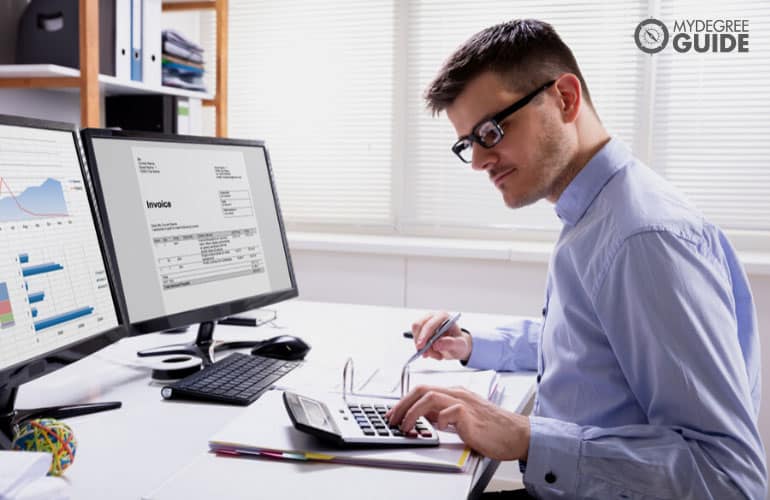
[16,300,535,500]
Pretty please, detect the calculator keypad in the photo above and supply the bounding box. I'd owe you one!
[347,403,434,439]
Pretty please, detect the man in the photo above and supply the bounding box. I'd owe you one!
[385,19,766,499]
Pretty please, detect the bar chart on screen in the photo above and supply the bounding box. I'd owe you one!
[0,239,116,368]
[20,247,96,332]
[0,124,118,371]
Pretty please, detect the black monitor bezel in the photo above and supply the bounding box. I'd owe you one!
[79,128,299,335]
[0,114,127,388]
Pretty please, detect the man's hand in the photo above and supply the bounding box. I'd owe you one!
[412,312,473,361]
[385,385,530,461]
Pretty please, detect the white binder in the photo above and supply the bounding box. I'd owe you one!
[115,0,131,80]
[142,0,162,87]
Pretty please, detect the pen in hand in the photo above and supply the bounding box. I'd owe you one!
[407,312,462,364]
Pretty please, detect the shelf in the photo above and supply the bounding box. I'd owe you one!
[162,0,217,11]
[0,0,225,133]
[0,64,80,78]
[0,64,214,101]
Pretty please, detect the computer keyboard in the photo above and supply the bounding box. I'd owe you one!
[160,352,301,405]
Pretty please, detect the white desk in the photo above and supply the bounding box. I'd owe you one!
[15,300,536,500]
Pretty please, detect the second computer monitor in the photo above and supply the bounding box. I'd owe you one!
[80,130,298,334]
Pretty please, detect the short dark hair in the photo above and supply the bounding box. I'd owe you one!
[424,19,593,115]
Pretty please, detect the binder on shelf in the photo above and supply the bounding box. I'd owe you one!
[98,0,117,75]
[176,97,190,134]
[142,0,161,86]
[115,0,131,80]
[130,0,143,82]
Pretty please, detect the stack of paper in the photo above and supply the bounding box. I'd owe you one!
[161,30,206,92]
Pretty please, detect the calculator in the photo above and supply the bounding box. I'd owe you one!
[283,391,439,447]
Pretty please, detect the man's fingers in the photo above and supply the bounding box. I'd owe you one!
[386,385,453,425]
[385,384,433,424]
[415,312,449,349]
[400,390,460,432]
[436,403,465,431]
[411,313,433,343]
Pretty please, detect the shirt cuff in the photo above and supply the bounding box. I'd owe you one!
[523,416,582,495]
[464,328,504,370]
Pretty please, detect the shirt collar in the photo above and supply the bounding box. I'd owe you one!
[554,138,632,226]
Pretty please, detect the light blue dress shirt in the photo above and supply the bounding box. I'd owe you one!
[466,139,766,499]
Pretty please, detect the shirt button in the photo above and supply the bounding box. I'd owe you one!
[536,374,542,383]
[541,307,547,317]
[545,472,557,484]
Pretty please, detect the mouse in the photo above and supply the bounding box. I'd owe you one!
[250,335,311,361]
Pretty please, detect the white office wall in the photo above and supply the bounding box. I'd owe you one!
[291,251,405,307]
[292,247,770,480]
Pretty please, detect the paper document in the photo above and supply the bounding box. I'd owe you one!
[273,359,377,394]
[360,360,499,400]
[0,451,51,499]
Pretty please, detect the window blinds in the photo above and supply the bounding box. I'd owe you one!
[652,0,770,231]
[209,0,769,238]
[223,0,395,226]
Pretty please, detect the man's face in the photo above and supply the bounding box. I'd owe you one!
[446,72,575,209]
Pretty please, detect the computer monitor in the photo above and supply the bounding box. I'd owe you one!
[0,115,126,448]
[79,129,298,364]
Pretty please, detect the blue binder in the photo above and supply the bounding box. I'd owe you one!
[130,0,143,81]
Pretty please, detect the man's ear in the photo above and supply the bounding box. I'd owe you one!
[554,73,581,124]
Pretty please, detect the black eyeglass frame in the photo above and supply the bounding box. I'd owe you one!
[451,79,556,163]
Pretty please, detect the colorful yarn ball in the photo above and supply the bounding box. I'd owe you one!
[12,418,77,476]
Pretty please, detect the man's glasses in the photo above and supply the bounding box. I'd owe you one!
[451,80,556,164]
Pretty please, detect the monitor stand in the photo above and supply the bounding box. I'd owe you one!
[135,321,264,366]
[0,385,121,450]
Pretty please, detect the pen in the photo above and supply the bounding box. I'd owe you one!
[407,312,462,364]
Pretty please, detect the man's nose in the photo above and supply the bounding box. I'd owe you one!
[471,143,497,171]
